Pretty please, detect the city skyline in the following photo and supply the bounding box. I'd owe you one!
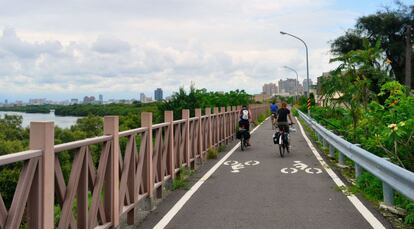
[0,0,401,102]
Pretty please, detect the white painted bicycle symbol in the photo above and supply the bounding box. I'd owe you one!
[223,160,260,173]
[281,161,322,174]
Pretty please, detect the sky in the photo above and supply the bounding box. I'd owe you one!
[0,0,412,102]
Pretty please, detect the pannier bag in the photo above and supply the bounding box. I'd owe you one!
[273,132,281,144]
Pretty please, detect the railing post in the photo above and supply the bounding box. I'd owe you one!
[382,182,394,206]
[220,107,225,143]
[141,112,154,209]
[195,109,203,164]
[28,121,54,229]
[205,108,212,150]
[231,106,236,140]
[214,107,219,147]
[104,116,120,226]
[165,111,175,179]
[182,109,191,168]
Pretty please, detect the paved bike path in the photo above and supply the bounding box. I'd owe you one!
[144,119,391,229]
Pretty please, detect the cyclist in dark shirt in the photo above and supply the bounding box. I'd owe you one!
[277,102,294,133]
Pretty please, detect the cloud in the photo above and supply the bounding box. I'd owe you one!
[0,0,393,101]
[92,37,131,54]
[0,28,63,59]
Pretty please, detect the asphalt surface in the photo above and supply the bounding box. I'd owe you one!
[137,118,391,229]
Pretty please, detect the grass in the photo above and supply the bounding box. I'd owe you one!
[207,148,219,159]
[172,167,194,190]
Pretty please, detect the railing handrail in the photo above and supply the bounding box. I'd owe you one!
[0,149,43,166]
[54,135,113,153]
[298,110,414,202]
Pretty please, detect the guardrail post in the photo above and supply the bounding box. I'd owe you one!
[165,111,175,180]
[141,112,154,210]
[195,108,203,164]
[205,108,212,150]
[322,137,327,148]
[104,116,120,226]
[182,109,191,168]
[336,136,346,167]
[355,163,363,178]
[353,144,363,178]
[329,144,335,158]
[338,152,345,167]
[28,121,54,229]
[382,182,394,206]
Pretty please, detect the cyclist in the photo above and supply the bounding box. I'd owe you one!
[277,102,294,135]
[270,101,279,130]
[239,105,252,146]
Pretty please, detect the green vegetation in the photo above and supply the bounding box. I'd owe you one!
[158,87,253,120]
[55,102,158,117]
[295,3,414,224]
[207,148,219,159]
[0,104,55,113]
[172,167,194,190]
[331,2,414,89]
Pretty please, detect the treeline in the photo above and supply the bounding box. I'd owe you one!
[54,102,158,116]
[0,105,54,113]
[157,87,253,120]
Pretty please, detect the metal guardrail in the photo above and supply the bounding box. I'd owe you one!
[298,110,414,205]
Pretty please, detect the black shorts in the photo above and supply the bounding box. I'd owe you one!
[239,120,250,131]
[278,124,289,133]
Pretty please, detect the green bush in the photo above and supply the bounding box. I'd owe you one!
[207,148,218,159]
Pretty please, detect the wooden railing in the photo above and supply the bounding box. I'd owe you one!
[0,104,267,229]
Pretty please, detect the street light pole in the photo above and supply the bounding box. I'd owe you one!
[280,31,310,116]
[283,65,299,104]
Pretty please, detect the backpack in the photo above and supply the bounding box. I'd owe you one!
[241,110,249,120]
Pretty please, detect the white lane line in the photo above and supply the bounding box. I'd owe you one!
[153,117,270,229]
[296,117,385,229]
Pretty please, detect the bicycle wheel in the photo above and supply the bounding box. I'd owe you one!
[279,143,285,157]
[241,138,245,151]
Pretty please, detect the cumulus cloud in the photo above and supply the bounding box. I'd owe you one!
[0,0,394,101]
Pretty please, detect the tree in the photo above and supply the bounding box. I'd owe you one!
[326,40,390,141]
[331,2,414,88]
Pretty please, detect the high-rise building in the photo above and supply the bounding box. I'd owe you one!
[4,99,8,105]
[303,79,314,95]
[278,79,299,95]
[140,93,146,103]
[154,88,163,101]
[70,98,79,104]
[262,83,278,96]
[29,98,46,105]
[99,94,103,104]
[83,96,96,104]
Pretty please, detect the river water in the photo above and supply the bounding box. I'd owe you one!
[0,111,80,128]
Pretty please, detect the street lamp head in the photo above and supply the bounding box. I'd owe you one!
[280,31,287,35]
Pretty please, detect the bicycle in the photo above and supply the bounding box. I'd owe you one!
[239,128,249,151]
[271,113,278,130]
[273,123,294,157]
